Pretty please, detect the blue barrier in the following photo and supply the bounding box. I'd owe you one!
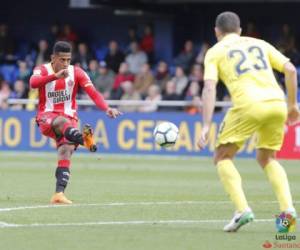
[0,110,256,157]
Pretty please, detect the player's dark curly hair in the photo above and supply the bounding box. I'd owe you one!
[53,41,72,54]
[215,11,240,33]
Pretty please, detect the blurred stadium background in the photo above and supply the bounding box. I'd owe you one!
[1,0,300,157]
[0,1,300,250]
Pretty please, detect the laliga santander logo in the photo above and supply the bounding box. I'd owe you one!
[275,212,296,233]
[262,241,273,248]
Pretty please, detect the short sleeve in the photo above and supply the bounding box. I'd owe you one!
[204,48,219,82]
[33,65,47,76]
[75,66,92,86]
[266,42,290,72]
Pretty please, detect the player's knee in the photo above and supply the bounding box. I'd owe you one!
[214,144,238,165]
[52,116,69,130]
[58,144,74,158]
[214,153,231,165]
[214,149,235,165]
[256,154,273,168]
[256,149,276,168]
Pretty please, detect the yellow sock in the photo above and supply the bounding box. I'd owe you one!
[217,159,249,212]
[264,160,293,211]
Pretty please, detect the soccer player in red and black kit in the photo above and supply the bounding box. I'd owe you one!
[30,41,121,204]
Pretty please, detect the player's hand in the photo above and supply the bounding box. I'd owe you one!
[55,69,69,79]
[106,107,122,119]
[287,104,300,125]
[197,125,210,150]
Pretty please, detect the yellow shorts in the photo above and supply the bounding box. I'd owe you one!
[216,101,287,151]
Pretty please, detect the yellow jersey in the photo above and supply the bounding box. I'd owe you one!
[204,33,289,107]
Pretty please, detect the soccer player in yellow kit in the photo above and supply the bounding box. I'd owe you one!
[198,11,299,232]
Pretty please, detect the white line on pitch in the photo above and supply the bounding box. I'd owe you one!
[0,200,298,213]
[0,219,278,228]
[0,201,230,212]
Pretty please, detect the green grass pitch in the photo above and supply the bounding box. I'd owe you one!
[0,152,299,250]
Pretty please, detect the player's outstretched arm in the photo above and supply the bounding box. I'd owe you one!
[76,67,121,118]
[83,85,121,118]
[283,62,300,124]
[198,80,217,149]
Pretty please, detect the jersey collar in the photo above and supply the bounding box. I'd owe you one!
[48,63,55,74]
[222,33,240,41]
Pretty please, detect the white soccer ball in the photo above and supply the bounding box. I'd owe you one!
[153,122,179,147]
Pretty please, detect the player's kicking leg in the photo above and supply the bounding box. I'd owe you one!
[215,143,254,232]
[257,149,297,232]
[53,116,97,152]
[64,124,97,152]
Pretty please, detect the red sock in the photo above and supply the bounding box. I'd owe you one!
[58,160,70,168]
